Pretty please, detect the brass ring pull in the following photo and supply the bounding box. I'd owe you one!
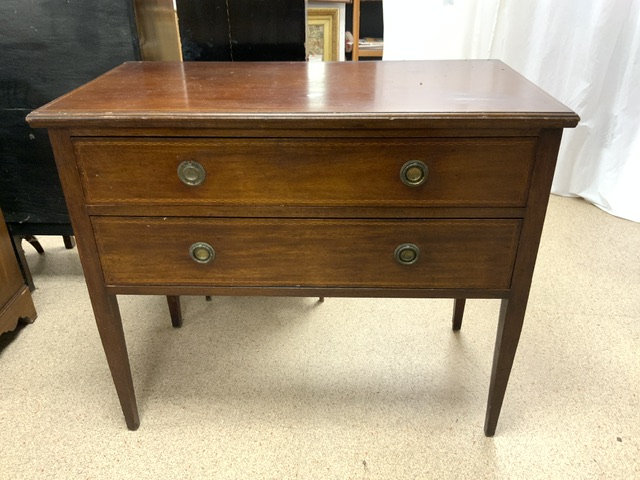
[394,243,420,265]
[189,242,215,264]
[400,160,428,187]
[178,160,206,186]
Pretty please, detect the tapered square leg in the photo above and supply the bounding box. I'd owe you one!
[452,298,466,331]
[93,294,140,430]
[166,295,183,328]
[484,297,526,436]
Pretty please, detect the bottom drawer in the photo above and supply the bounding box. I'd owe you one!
[92,218,521,289]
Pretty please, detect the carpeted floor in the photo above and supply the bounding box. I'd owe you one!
[1,196,638,479]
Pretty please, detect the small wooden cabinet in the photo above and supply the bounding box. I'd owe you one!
[0,209,37,335]
[27,60,578,435]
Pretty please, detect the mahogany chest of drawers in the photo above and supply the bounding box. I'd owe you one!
[27,60,579,435]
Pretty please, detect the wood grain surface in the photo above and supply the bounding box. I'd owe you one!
[92,217,521,289]
[27,61,579,129]
[74,136,536,207]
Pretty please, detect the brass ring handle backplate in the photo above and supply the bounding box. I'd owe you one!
[189,242,215,264]
[394,243,420,265]
[178,160,206,186]
[400,160,428,187]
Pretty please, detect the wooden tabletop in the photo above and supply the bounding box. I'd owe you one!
[27,60,579,129]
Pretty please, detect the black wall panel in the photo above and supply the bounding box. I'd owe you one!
[0,0,139,233]
[177,0,306,61]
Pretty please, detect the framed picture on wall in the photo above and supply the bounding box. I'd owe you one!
[307,8,339,61]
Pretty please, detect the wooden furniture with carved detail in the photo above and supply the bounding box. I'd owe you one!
[27,60,579,435]
[0,208,37,335]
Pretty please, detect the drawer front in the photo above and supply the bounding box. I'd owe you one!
[93,217,521,289]
[75,137,536,207]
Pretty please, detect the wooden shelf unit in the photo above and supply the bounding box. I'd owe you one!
[352,0,383,60]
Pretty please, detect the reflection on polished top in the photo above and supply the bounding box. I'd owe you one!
[27,60,579,128]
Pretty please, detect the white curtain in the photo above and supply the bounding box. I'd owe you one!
[383,0,640,222]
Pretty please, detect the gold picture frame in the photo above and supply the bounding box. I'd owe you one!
[307,8,339,61]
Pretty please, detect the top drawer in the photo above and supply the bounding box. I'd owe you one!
[73,137,537,207]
